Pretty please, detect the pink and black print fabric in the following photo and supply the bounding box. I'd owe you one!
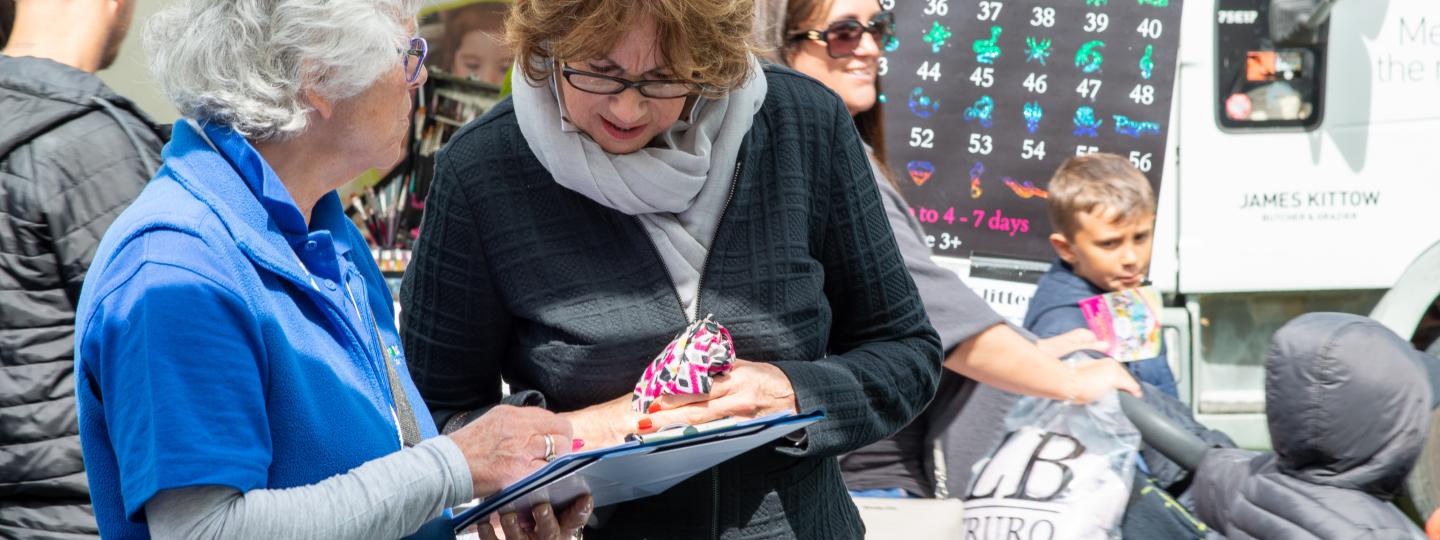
[631,316,736,413]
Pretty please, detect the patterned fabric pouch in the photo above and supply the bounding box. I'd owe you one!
[631,316,736,413]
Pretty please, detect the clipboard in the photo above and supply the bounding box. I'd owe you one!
[450,410,824,532]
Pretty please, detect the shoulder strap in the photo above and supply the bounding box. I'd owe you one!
[369,316,423,447]
[90,97,159,177]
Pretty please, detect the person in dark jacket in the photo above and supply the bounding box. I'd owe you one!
[401,0,944,537]
[0,1,158,537]
[1024,154,1180,398]
[1194,313,1430,540]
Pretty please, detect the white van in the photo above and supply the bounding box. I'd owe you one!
[893,0,1440,452]
[1144,0,1439,450]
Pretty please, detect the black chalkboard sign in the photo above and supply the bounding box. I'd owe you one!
[880,0,1184,261]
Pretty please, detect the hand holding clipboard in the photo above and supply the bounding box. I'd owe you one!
[450,410,825,533]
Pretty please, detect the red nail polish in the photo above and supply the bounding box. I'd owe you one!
[572,439,585,451]
[648,402,662,413]
[637,418,652,431]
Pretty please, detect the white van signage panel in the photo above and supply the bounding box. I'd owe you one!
[1177,0,1440,292]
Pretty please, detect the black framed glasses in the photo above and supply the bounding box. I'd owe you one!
[560,66,700,99]
[787,10,895,58]
[402,37,428,84]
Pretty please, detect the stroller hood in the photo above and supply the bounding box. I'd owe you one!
[1266,312,1432,497]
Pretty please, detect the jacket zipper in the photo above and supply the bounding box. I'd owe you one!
[706,162,739,540]
[711,467,721,540]
[637,160,743,324]
[695,161,742,322]
[343,276,405,448]
[635,159,742,540]
[290,249,402,448]
[343,278,395,397]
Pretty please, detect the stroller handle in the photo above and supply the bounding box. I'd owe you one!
[1117,393,1209,471]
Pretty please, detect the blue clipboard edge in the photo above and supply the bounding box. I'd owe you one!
[450,409,825,532]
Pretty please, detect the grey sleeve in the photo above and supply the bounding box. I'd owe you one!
[145,437,474,540]
[871,171,1006,351]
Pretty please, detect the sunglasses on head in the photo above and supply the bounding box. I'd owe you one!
[787,10,895,59]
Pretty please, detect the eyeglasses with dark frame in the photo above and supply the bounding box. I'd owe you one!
[560,65,700,99]
[787,10,895,59]
[402,37,428,84]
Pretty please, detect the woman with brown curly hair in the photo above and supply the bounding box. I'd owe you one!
[400,0,943,537]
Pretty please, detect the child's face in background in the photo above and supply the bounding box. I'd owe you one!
[451,30,512,86]
[1050,206,1155,291]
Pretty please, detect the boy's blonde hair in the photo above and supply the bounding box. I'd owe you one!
[1046,153,1156,238]
[507,0,757,98]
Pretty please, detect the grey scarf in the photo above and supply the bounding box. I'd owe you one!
[513,57,767,319]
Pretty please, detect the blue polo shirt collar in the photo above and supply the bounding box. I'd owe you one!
[201,122,309,236]
[291,196,360,283]
[198,122,359,283]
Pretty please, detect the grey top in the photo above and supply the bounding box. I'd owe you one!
[145,437,473,539]
[1193,313,1430,540]
[839,155,1007,497]
[868,157,1006,352]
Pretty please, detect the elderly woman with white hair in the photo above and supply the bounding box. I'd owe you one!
[72,1,589,539]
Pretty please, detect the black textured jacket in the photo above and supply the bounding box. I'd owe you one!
[0,56,163,539]
[402,65,942,539]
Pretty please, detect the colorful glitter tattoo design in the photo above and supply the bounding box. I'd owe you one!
[909,87,940,119]
[973,27,1002,64]
[1073,106,1103,137]
[924,21,954,54]
[970,162,985,199]
[1140,44,1156,79]
[1025,37,1053,65]
[1003,178,1050,199]
[964,96,995,128]
[1114,115,1163,138]
[1076,40,1106,74]
[1024,102,1044,133]
[631,316,736,413]
[908,161,935,186]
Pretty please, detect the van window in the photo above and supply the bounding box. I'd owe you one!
[1215,0,1327,130]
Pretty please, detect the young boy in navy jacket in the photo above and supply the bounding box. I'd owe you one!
[1024,153,1179,397]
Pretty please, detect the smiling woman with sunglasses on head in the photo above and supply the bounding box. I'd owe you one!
[756,0,1141,501]
[73,1,592,538]
[401,0,944,537]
